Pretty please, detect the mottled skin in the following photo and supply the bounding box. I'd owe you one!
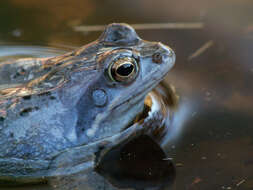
[0,23,175,185]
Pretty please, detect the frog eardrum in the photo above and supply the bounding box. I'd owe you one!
[107,56,139,83]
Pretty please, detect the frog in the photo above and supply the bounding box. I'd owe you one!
[0,23,175,186]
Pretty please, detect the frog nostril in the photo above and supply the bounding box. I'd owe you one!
[152,52,163,64]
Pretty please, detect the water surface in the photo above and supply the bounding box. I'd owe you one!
[1,0,253,189]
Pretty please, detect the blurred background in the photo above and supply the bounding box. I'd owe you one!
[1,0,253,189]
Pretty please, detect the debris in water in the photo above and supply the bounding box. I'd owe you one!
[188,40,214,60]
[236,179,246,187]
[74,22,204,32]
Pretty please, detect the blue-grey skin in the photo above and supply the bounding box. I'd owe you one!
[0,23,175,185]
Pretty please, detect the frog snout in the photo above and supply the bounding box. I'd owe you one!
[159,42,175,58]
[152,42,175,67]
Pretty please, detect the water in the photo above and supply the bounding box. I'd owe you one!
[1,0,253,189]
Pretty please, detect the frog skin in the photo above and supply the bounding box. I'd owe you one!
[0,23,175,185]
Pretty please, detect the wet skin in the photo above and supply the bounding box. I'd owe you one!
[0,23,175,183]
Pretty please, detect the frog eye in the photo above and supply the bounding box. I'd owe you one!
[108,57,139,83]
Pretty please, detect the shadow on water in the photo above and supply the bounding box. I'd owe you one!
[96,135,175,189]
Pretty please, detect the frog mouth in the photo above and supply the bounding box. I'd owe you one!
[112,82,157,111]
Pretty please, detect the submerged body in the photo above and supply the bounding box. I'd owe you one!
[0,23,175,185]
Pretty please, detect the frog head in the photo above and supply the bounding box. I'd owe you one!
[59,23,175,144]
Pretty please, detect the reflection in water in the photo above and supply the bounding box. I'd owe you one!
[0,45,65,58]
[0,45,65,60]
[96,135,175,189]
[154,82,193,147]
[162,101,191,147]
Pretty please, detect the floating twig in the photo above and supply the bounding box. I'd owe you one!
[176,163,183,167]
[188,40,214,60]
[163,157,173,160]
[236,179,246,187]
[74,22,204,32]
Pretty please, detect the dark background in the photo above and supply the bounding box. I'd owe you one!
[1,0,253,189]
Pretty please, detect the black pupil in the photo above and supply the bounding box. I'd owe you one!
[116,63,134,76]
